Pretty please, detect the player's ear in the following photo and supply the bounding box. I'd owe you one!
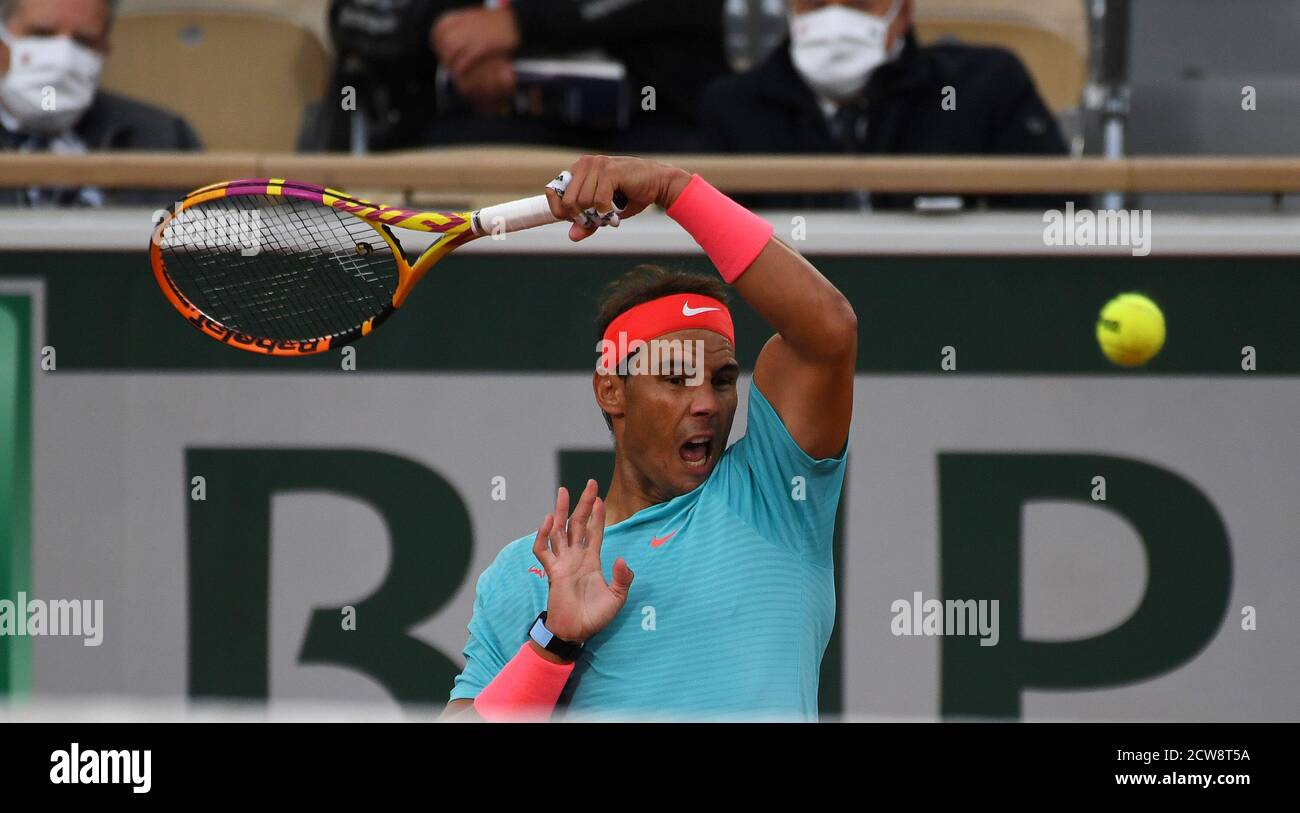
[592,369,626,421]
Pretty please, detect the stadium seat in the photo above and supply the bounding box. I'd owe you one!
[101,7,331,151]
[116,0,332,44]
[913,0,1088,114]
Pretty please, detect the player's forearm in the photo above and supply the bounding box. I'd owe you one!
[732,239,858,362]
[441,644,572,722]
[462,642,577,722]
[661,169,857,362]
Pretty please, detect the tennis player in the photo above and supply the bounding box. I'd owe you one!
[442,155,857,721]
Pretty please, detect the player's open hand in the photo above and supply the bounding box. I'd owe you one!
[545,155,693,242]
[531,479,633,644]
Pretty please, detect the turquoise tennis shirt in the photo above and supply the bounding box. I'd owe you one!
[449,383,847,721]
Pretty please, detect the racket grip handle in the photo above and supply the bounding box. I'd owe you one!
[474,195,559,235]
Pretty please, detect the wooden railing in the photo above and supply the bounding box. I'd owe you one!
[3,148,1300,195]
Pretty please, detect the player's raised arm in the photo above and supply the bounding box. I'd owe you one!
[546,155,858,460]
[725,238,857,460]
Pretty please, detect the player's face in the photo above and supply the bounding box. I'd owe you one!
[618,329,740,498]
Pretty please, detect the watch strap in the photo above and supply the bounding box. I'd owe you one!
[528,611,584,661]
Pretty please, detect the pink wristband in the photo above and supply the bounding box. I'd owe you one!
[473,642,575,722]
[666,174,773,284]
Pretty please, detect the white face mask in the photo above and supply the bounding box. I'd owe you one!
[0,25,104,135]
[789,1,901,101]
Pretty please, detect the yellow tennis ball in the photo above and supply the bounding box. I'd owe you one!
[1096,292,1166,366]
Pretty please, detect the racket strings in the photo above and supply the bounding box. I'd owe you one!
[159,195,401,343]
[278,200,384,337]
[229,196,392,338]
[175,197,383,340]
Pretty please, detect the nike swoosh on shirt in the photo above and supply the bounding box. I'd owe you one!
[650,531,677,548]
[681,302,720,317]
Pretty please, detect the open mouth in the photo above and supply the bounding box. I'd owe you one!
[679,435,714,469]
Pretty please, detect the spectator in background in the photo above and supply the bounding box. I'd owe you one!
[303,0,445,153]
[0,0,201,207]
[428,0,730,151]
[698,0,1076,211]
[308,0,731,153]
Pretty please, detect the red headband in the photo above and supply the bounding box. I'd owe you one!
[598,293,735,373]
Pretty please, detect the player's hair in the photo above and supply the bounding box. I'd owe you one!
[593,264,730,431]
[1,0,118,24]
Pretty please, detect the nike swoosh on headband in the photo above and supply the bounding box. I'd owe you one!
[682,302,720,317]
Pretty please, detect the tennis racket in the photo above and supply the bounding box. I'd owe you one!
[150,174,624,355]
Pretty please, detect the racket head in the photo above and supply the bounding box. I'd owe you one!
[150,179,475,356]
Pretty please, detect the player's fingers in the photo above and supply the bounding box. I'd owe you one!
[544,187,567,220]
[573,160,603,211]
[570,155,606,209]
[559,163,588,218]
[545,169,585,222]
[550,487,571,548]
[593,175,618,220]
[609,557,634,599]
[569,222,598,242]
[532,514,557,568]
[585,496,606,560]
[567,479,598,546]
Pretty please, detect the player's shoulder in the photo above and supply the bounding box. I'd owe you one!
[718,380,848,473]
[737,380,792,447]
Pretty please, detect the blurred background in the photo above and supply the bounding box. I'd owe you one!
[1,0,1298,722]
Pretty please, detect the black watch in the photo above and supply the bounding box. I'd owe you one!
[528,611,584,661]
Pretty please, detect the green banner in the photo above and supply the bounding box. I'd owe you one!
[0,295,32,699]
[1,252,1297,373]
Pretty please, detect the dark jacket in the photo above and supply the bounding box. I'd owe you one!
[509,0,730,147]
[310,0,731,152]
[0,90,202,207]
[698,32,1078,210]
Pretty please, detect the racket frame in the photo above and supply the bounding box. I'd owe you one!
[150,178,500,356]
